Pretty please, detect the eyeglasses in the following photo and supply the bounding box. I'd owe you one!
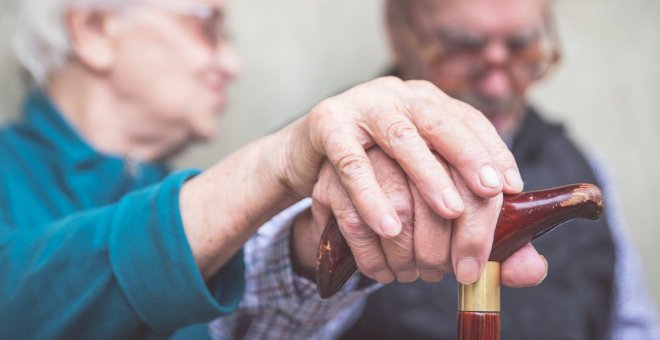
[423,23,559,82]
[140,0,228,48]
[398,7,560,83]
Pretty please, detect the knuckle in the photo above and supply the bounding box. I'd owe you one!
[451,99,480,120]
[419,269,446,282]
[390,256,417,272]
[395,268,420,283]
[311,97,339,121]
[407,79,440,93]
[338,214,371,238]
[404,79,427,87]
[393,204,413,227]
[419,110,453,137]
[450,142,491,169]
[385,120,419,148]
[382,238,415,271]
[377,75,403,86]
[458,227,491,253]
[335,153,370,181]
[354,253,389,277]
[416,249,448,270]
[365,76,403,92]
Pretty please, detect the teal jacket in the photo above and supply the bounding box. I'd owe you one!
[0,90,245,338]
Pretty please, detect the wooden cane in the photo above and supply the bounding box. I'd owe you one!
[315,183,603,339]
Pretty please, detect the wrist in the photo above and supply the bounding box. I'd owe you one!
[271,115,323,200]
[290,208,318,281]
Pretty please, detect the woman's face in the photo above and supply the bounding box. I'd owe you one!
[101,0,241,145]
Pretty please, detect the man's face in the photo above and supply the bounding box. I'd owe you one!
[390,0,554,132]
[108,0,240,146]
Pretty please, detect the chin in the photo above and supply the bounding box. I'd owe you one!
[193,122,219,141]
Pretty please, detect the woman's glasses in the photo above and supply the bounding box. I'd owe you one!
[141,0,228,48]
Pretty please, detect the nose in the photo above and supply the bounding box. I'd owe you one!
[214,41,242,81]
[478,41,513,98]
[482,40,510,67]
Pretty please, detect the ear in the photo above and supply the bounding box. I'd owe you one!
[66,9,120,74]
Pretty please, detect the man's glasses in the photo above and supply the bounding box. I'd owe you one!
[141,0,228,48]
[398,8,560,83]
[421,22,560,82]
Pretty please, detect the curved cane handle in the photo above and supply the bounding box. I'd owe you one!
[316,183,603,298]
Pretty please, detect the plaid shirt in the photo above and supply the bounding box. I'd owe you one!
[210,158,660,339]
[209,199,376,339]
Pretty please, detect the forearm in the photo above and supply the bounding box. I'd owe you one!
[180,119,315,279]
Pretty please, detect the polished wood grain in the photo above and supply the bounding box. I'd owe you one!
[457,312,500,340]
[316,183,603,298]
[315,217,356,298]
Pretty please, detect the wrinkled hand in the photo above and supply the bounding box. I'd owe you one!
[284,77,524,239]
[282,76,534,284]
[293,147,546,287]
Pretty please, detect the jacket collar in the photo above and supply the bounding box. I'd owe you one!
[21,88,100,166]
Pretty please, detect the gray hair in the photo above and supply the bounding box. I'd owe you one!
[12,0,129,84]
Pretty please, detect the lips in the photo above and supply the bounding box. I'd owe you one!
[202,74,227,108]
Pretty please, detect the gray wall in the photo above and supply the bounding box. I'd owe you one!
[1,0,658,309]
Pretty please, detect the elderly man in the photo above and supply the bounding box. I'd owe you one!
[0,0,550,338]
[338,0,660,339]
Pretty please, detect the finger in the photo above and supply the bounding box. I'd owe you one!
[338,78,466,220]
[366,114,465,220]
[410,180,452,283]
[379,218,418,283]
[311,161,394,284]
[500,243,548,288]
[314,101,403,237]
[336,208,394,284]
[453,100,524,194]
[406,79,523,193]
[368,148,418,283]
[450,167,502,284]
[404,80,509,198]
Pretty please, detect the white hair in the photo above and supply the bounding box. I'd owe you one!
[12,0,130,85]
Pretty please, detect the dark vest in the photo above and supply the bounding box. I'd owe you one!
[341,109,616,340]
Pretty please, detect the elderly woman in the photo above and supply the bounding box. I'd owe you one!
[0,0,547,338]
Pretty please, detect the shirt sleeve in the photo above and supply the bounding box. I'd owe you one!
[0,170,245,339]
[209,198,378,339]
[588,155,660,340]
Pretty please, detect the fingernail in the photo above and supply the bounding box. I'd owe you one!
[396,268,420,283]
[443,188,464,212]
[381,214,401,237]
[456,258,481,284]
[534,255,549,286]
[419,268,445,282]
[504,168,524,192]
[374,269,395,284]
[479,165,501,188]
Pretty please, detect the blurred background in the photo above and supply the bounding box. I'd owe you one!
[0,0,658,306]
